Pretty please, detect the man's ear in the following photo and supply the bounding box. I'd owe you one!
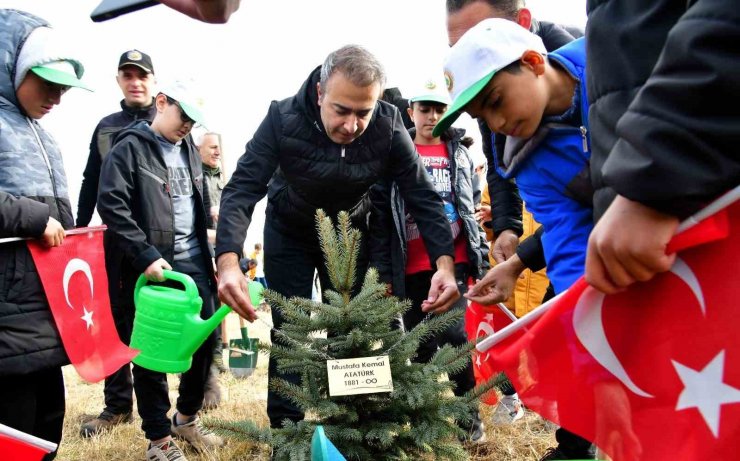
[521,50,546,76]
[406,106,414,120]
[316,82,323,105]
[516,8,532,30]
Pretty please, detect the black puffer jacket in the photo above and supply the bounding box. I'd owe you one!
[97,121,214,308]
[216,66,453,263]
[484,19,577,236]
[587,0,740,220]
[76,99,157,227]
[0,10,74,376]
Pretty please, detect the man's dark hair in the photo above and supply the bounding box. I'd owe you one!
[445,0,524,20]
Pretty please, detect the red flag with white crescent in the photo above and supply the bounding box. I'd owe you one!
[465,301,515,404]
[480,189,740,460]
[27,227,138,382]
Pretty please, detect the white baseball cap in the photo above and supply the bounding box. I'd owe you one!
[158,78,207,127]
[408,74,451,106]
[433,18,546,137]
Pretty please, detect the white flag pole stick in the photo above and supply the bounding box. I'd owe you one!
[477,184,740,354]
[496,303,518,322]
[0,225,106,245]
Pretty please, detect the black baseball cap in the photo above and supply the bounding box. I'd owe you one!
[118,49,154,74]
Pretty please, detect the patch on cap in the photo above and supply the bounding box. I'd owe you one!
[126,50,143,61]
[444,71,453,93]
[424,79,437,90]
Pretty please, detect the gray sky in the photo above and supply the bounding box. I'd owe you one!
[0,0,586,249]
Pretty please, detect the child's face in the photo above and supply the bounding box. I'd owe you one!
[16,72,69,119]
[407,102,447,144]
[153,94,195,143]
[464,62,547,139]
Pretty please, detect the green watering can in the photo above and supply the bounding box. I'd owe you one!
[130,270,232,373]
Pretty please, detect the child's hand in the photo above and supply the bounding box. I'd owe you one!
[475,205,492,224]
[41,217,65,247]
[144,258,172,282]
[465,254,525,305]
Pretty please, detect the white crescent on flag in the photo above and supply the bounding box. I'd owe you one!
[572,257,705,398]
[63,258,93,309]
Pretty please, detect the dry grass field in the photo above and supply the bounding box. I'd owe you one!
[56,309,557,460]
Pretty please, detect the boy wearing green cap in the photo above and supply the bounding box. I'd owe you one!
[97,81,222,460]
[369,74,489,442]
[434,18,593,300]
[434,18,597,460]
[0,8,91,460]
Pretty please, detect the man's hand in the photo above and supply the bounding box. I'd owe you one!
[217,252,257,321]
[422,255,460,314]
[465,254,525,305]
[144,258,172,282]
[159,0,241,23]
[586,195,678,294]
[492,229,519,263]
[41,216,65,247]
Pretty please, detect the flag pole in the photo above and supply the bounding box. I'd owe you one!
[0,225,107,245]
[477,184,740,354]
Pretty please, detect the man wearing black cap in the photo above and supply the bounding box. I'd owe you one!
[76,49,156,227]
[78,49,157,438]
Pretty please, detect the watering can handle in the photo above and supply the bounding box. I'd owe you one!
[134,270,199,300]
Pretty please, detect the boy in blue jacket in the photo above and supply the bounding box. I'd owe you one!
[433,18,595,460]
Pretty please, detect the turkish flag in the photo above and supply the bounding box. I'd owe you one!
[481,194,740,460]
[0,423,56,461]
[27,227,138,382]
[465,302,515,405]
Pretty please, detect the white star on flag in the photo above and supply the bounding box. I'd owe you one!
[673,350,740,437]
[81,306,94,330]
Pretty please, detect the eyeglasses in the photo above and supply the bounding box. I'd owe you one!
[165,95,195,125]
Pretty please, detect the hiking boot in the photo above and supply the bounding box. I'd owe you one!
[202,367,222,411]
[79,410,133,437]
[147,439,188,461]
[491,394,525,424]
[213,353,228,374]
[171,412,224,451]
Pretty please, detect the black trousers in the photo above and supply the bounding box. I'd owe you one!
[132,256,216,440]
[102,304,134,415]
[0,367,65,460]
[403,264,475,396]
[264,220,367,428]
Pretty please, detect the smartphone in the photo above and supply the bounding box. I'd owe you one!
[90,0,159,22]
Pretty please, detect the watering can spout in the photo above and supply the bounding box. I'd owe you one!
[183,305,232,356]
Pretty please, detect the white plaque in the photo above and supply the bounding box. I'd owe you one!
[327,355,393,397]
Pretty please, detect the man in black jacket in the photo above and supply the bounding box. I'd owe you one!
[78,49,158,438]
[585,1,740,292]
[216,45,459,428]
[76,49,156,228]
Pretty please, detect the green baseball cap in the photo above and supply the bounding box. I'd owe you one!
[30,60,92,92]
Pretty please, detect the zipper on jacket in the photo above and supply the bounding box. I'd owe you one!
[580,126,589,153]
[341,146,346,158]
[26,118,61,208]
